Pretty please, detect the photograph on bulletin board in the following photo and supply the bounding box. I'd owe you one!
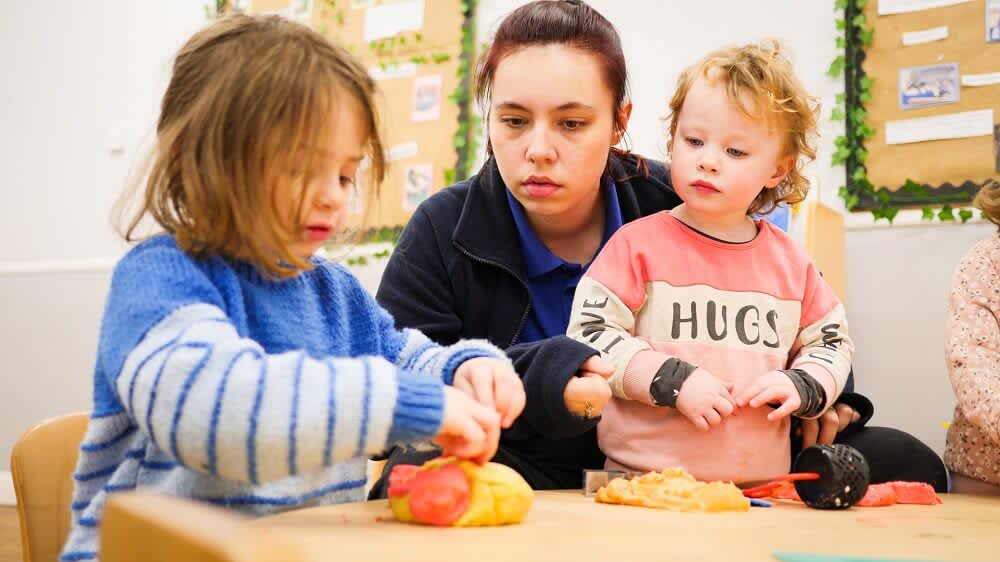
[898,63,960,110]
[988,0,1000,41]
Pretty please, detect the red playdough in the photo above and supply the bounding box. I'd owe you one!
[888,481,942,504]
[855,483,898,507]
[402,464,471,526]
[387,464,421,498]
[762,481,940,507]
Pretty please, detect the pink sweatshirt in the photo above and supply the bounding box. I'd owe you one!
[567,213,853,483]
[944,235,1000,487]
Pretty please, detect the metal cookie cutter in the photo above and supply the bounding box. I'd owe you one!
[582,469,638,496]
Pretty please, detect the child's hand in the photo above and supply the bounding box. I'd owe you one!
[675,368,736,430]
[453,357,526,428]
[563,356,613,418]
[433,386,502,464]
[735,370,800,421]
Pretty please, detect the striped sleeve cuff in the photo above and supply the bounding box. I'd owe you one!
[439,340,509,385]
[386,372,446,445]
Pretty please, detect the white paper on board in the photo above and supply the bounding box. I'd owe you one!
[364,0,424,42]
[961,72,1000,87]
[369,63,418,81]
[878,0,972,16]
[387,142,419,162]
[885,109,994,145]
[901,26,949,45]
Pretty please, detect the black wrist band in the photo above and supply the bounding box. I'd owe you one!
[649,358,698,407]
[781,368,828,418]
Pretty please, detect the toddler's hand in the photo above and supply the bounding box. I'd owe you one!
[433,386,501,464]
[453,357,526,428]
[675,368,736,430]
[735,370,800,421]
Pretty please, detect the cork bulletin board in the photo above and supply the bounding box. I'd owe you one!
[852,0,999,207]
[249,0,467,229]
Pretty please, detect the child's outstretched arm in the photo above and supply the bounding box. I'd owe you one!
[351,275,524,429]
[946,241,1000,444]
[100,246,497,485]
[566,228,735,429]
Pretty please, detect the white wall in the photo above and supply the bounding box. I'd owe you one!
[1,1,208,265]
[0,0,986,488]
[846,220,992,454]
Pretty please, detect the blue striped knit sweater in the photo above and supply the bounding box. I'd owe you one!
[61,235,507,561]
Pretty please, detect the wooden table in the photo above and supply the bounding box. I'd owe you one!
[255,491,1000,561]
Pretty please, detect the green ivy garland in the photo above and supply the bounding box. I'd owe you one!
[832,0,977,224]
[446,0,480,185]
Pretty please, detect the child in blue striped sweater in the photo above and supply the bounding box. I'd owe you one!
[61,14,524,561]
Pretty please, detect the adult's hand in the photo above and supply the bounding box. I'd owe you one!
[564,356,613,419]
[799,403,861,448]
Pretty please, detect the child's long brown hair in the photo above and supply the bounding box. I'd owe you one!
[118,14,385,277]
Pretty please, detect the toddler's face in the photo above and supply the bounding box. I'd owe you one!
[669,72,792,225]
[274,95,366,261]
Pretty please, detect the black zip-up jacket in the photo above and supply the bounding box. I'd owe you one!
[376,154,869,489]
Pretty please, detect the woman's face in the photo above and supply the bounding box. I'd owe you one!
[488,44,625,224]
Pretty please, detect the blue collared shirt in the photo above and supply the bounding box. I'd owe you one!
[506,179,624,344]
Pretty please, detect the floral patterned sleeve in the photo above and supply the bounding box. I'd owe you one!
[946,236,1000,446]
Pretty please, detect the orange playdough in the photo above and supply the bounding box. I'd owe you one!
[595,467,749,512]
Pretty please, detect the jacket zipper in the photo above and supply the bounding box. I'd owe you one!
[454,243,531,348]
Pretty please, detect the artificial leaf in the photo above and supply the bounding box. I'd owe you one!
[827,56,846,77]
[859,28,874,45]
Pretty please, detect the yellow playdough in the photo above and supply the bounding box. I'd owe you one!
[595,467,749,512]
[390,457,534,526]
